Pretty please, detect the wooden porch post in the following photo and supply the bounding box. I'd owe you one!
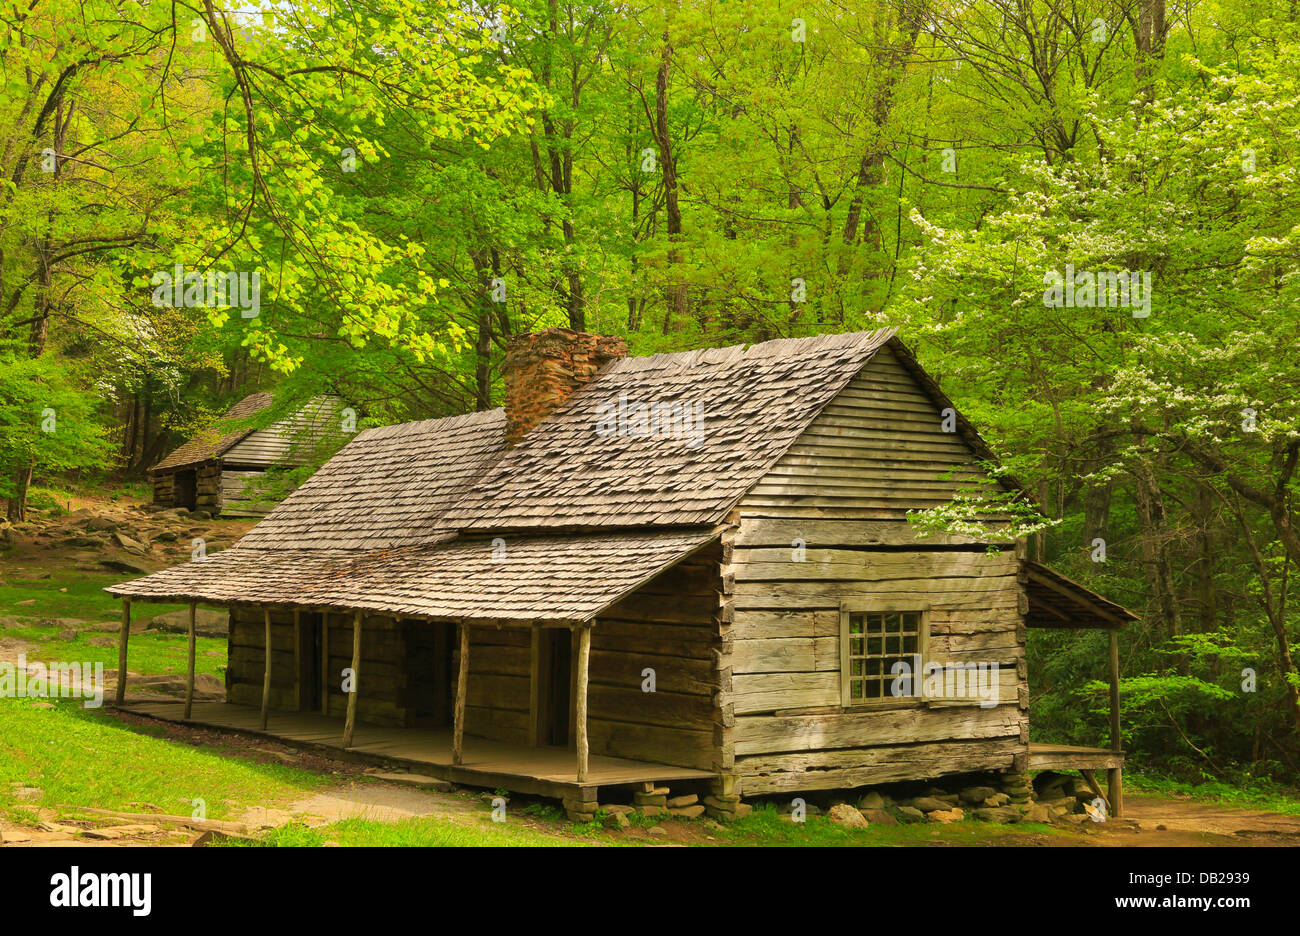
[292,609,301,712]
[342,609,362,748]
[321,612,330,713]
[260,608,272,729]
[575,624,591,783]
[115,598,130,705]
[453,622,469,765]
[1108,628,1123,817]
[184,602,196,720]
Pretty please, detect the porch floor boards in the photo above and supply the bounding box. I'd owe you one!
[119,700,716,797]
[1028,743,1124,771]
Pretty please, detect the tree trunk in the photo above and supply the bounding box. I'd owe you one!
[652,36,687,334]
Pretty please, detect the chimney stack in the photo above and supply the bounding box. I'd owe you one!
[504,328,627,445]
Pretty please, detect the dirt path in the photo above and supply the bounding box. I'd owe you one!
[1087,794,1300,846]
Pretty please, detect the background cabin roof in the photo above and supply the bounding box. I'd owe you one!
[150,392,275,473]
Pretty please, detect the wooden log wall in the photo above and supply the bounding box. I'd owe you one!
[727,347,1030,794]
[227,607,410,726]
[586,544,721,771]
[743,345,1001,522]
[220,469,272,515]
[464,626,532,744]
[195,463,223,513]
[151,473,173,506]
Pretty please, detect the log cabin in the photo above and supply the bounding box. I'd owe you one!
[149,394,339,516]
[109,328,1134,821]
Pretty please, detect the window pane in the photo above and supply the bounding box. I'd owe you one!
[885,614,901,633]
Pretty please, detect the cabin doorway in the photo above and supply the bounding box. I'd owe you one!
[297,612,324,712]
[535,628,572,748]
[173,470,197,510]
[403,621,454,729]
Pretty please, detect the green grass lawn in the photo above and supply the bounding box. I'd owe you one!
[715,803,1075,846]
[1126,772,1300,817]
[0,568,188,622]
[0,699,336,823]
[1,567,225,678]
[231,816,589,847]
[4,623,226,679]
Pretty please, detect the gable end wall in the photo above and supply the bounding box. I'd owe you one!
[728,345,1029,794]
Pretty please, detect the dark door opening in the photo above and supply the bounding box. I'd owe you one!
[297,612,323,712]
[173,470,197,510]
[403,621,454,728]
[538,628,572,748]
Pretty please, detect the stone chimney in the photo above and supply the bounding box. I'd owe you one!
[504,328,627,445]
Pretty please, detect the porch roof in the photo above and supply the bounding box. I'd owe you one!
[1022,560,1137,630]
[104,528,721,624]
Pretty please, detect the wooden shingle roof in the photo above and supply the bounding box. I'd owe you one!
[107,529,720,622]
[112,329,901,613]
[151,393,274,473]
[236,409,506,551]
[445,328,896,531]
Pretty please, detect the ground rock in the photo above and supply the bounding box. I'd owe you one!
[827,803,869,829]
[857,791,886,810]
[99,558,149,575]
[959,786,1000,804]
[972,806,1022,824]
[861,808,899,826]
[926,808,964,823]
[908,796,951,813]
[148,608,229,638]
[1019,803,1052,823]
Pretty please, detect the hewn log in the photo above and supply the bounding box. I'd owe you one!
[1109,629,1123,817]
[1108,767,1124,819]
[575,625,591,783]
[1109,629,1122,751]
[453,622,469,765]
[342,609,362,747]
[321,612,329,712]
[184,602,196,719]
[260,608,272,729]
[292,608,301,712]
[115,598,130,704]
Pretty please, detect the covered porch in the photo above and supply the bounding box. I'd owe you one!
[118,699,716,804]
[1023,560,1135,818]
[105,529,724,819]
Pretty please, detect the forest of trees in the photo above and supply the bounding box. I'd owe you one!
[2,0,1299,787]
